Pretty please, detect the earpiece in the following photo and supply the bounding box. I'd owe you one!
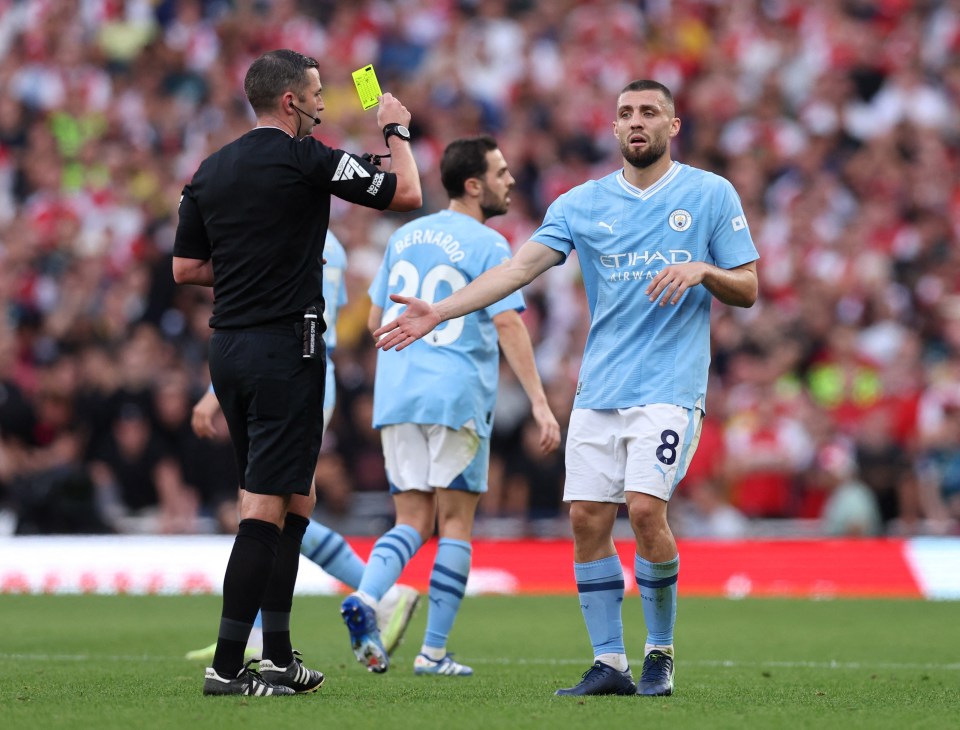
[290,102,321,125]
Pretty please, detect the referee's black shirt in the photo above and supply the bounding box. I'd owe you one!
[173,127,397,329]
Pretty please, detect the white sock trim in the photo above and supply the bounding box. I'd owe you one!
[355,590,378,608]
[644,643,674,658]
[595,652,629,672]
[420,645,446,661]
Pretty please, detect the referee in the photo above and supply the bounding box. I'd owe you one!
[172,49,421,696]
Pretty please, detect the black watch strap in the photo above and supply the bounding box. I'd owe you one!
[383,123,411,145]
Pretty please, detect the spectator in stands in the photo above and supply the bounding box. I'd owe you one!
[815,442,883,537]
[87,399,197,534]
[0,0,958,538]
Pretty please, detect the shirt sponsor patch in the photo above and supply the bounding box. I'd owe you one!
[332,154,372,181]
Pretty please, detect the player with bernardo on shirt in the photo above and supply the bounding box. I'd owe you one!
[339,135,561,676]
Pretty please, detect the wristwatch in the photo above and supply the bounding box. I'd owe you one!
[383,123,411,145]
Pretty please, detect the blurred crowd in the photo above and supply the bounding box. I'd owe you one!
[1,0,960,539]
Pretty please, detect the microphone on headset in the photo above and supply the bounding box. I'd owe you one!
[290,102,321,125]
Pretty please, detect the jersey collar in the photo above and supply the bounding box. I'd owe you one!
[616,161,681,200]
[252,124,294,138]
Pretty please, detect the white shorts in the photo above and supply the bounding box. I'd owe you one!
[381,421,488,494]
[564,404,703,503]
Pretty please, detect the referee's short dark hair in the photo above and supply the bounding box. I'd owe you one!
[244,49,320,114]
[440,135,499,199]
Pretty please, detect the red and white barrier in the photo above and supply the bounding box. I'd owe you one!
[1,536,957,599]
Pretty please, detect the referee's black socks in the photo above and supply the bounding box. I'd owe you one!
[261,513,310,668]
[212,518,280,677]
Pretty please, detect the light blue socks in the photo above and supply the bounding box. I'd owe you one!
[574,555,626,659]
[423,538,472,651]
[300,519,365,588]
[635,553,679,647]
[357,524,423,601]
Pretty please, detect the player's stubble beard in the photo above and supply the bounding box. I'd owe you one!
[479,183,510,221]
[620,132,668,169]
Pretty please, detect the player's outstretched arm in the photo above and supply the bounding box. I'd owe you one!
[374,240,563,351]
[494,310,561,454]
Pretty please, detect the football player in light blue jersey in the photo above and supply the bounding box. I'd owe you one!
[339,136,561,676]
[319,232,347,428]
[374,81,759,697]
[184,231,419,665]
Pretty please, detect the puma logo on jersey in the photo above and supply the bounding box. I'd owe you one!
[598,219,617,233]
[332,154,371,181]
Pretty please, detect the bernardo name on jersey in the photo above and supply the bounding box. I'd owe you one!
[370,210,524,438]
[392,226,466,263]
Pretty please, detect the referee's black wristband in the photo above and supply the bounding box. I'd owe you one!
[382,123,411,145]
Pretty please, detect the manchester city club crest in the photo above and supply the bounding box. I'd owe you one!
[668,209,692,231]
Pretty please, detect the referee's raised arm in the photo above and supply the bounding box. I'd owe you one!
[375,92,422,212]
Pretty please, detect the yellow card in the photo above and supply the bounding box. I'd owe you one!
[352,64,383,110]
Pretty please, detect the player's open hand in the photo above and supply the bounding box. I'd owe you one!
[373,294,441,351]
[646,262,707,306]
[532,401,561,454]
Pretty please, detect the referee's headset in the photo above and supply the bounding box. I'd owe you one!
[289,99,321,125]
[287,96,388,167]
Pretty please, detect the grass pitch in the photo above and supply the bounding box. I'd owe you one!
[2,594,957,729]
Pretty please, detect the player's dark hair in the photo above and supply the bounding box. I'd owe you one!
[619,79,675,116]
[440,135,499,199]
[244,49,320,114]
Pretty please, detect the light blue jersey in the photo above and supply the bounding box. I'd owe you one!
[322,232,348,413]
[370,210,525,438]
[531,162,758,411]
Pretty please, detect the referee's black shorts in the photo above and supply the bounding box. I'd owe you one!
[209,322,325,496]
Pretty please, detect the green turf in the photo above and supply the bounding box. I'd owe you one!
[1,594,957,729]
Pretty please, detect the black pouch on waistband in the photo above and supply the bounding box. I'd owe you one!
[302,306,319,359]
